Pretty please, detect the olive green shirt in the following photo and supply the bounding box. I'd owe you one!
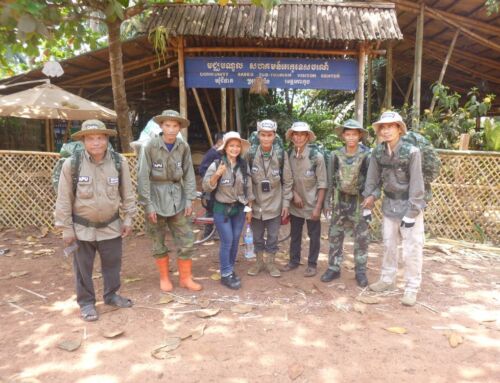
[202,158,254,206]
[137,135,196,216]
[245,146,293,220]
[288,145,328,219]
[55,150,137,241]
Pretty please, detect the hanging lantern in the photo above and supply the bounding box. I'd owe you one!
[249,77,268,95]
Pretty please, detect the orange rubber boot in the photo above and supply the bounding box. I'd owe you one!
[177,259,202,291]
[156,257,173,292]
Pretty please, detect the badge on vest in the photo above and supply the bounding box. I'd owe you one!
[152,162,163,169]
[176,161,182,168]
[271,169,280,177]
[78,176,90,183]
[251,166,259,174]
[305,169,315,177]
[108,177,119,185]
[220,179,231,185]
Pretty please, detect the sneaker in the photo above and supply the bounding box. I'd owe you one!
[320,269,341,283]
[369,280,396,292]
[281,262,300,272]
[230,272,241,283]
[221,275,241,290]
[400,291,417,306]
[303,266,317,278]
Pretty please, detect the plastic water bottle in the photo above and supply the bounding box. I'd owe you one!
[244,224,255,259]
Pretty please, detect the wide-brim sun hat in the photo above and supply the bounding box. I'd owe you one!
[153,109,190,129]
[334,118,368,139]
[257,119,277,132]
[71,119,117,140]
[217,131,250,153]
[372,111,407,134]
[285,121,316,141]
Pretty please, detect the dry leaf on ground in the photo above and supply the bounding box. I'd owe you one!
[191,323,206,340]
[210,273,221,281]
[196,308,220,318]
[356,296,381,304]
[288,363,304,380]
[26,236,38,242]
[32,248,55,258]
[353,302,366,314]
[151,337,182,359]
[123,277,142,284]
[136,231,145,237]
[157,295,175,305]
[447,332,464,348]
[58,338,81,352]
[0,271,29,280]
[385,327,408,334]
[37,226,49,238]
[101,328,125,339]
[231,304,253,314]
[197,298,210,308]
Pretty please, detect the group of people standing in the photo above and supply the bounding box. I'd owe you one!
[55,109,425,322]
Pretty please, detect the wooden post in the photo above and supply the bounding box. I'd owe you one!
[45,119,51,152]
[412,2,424,128]
[429,29,460,112]
[203,88,221,132]
[192,88,214,147]
[459,133,470,150]
[221,88,227,132]
[384,41,393,109]
[355,44,366,123]
[229,89,235,132]
[177,37,188,140]
[366,55,373,124]
[404,72,415,106]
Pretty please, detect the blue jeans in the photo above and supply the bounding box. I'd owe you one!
[214,210,246,277]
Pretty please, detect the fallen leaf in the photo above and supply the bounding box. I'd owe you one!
[58,338,81,352]
[0,271,30,280]
[447,332,463,348]
[32,248,55,258]
[353,302,366,314]
[136,231,145,237]
[197,298,210,308]
[356,295,381,304]
[278,281,296,288]
[92,273,102,280]
[385,327,408,334]
[26,235,38,242]
[480,318,497,323]
[196,308,220,318]
[336,283,346,291]
[210,273,221,281]
[321,235,328,240]
[312,283,326,295]
[151,337,181,359]
[157,295,175,305]
[123,277,142,284]
[37,226,49,238]
[343,260,355,270]
[230,304,253,314]
[101,328,125,339]
[191,323,206,340]
[288,363,304,380]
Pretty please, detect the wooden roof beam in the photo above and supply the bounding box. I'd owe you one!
[392,0,500,36]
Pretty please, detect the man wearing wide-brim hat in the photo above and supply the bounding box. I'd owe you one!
[321,119,371,287]
[362,111,426,307]
[55,119,137,322]
[281,121,327,278]
[137,109,202,293]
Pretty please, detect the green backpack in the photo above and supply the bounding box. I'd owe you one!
[52,141,122,194]
[373,131,441,201]
[246,130,285,177]
[332,146,370,196]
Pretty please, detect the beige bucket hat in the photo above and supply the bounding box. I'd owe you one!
[217,131,250,153]
[71,119,117,140]
[372,111,407,134]
[285,121,316,142]
[153,109,190,129]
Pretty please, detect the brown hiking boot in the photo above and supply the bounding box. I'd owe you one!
[247,252,265,276]
[265,252,281,278]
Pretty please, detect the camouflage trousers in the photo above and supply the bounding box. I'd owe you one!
[327,197,369,273]
[145,212,194,260]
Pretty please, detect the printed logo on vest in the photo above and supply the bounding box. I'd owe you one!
[305,169,315,177]
[78,176,90,183]
[271,169,280,177]
[251,166,259,174]
[176,161,182,168]
[152,162,163,169]
[108,177,119,185]
[220,179,231,185]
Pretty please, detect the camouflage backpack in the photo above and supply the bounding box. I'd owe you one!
[332,146,370,196]
[373,131,441,201]
[52,141,122,194]
[247,130,285,178]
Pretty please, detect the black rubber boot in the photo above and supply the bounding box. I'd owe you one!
[320,269,341,283]
[355,273,368,287]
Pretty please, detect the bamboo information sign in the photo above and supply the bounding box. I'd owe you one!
[185,57,358,90]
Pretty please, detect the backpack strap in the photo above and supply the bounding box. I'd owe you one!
[71,151,83,195]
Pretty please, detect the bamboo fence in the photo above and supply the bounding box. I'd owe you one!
[0,149,498,244]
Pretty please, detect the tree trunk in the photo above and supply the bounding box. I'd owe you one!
[107,19,133,152]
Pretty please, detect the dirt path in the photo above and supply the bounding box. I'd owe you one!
[0,226,499,383]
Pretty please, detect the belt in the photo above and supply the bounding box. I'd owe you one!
[73,212,120,228]
[384,190,409,200]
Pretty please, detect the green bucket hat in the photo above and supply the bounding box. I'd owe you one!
[334,119,368,139]
[153,109,190,128]
[71,119,117,140]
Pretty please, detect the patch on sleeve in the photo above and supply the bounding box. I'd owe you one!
[78,176,90,183]
[152,161,163,169]
[107,176,119,185]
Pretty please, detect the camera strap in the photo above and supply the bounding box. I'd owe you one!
[260,147,273,180]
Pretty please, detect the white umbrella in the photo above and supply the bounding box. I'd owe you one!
[0,83,116,120]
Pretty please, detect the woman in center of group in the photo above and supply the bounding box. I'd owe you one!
[202,132,254,290]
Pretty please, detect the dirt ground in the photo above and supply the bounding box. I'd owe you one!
[0,224,499,383]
